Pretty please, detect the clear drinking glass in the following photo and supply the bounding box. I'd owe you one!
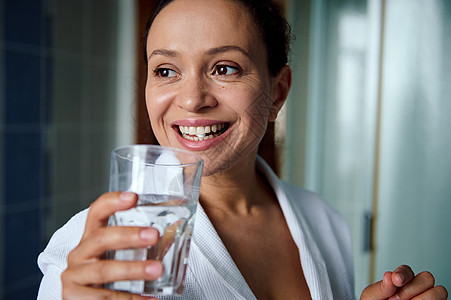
[105,145,203,296]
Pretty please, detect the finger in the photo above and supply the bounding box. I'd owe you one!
[63,284,158,300]
[62,260,163,286]
[391,265,415,287]
[360,271,397,300]
[157,219,182,260]
[411,285,449,300]
[69,226,159,263]
[394,271,436,300]
[83,192,138,238]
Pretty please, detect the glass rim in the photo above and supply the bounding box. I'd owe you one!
[112,144,204,167]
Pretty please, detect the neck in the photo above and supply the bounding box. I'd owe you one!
[199,155,265,216]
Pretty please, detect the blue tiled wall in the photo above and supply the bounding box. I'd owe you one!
[5,51,43,125]
[2,0,48,299]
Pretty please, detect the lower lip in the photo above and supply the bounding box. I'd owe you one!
[173,126,231,151]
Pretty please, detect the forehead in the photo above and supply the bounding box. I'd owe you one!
[147,0,264,56]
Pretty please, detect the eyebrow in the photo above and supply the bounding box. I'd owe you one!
[148,45,250,61]
[206,45,251,58]
[148,49,179,61]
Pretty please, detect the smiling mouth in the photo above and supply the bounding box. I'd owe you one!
[177,123,229,141]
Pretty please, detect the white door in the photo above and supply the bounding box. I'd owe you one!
[375,0,451,287]
[285,0,451,296]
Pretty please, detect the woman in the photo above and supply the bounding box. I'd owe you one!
[38,0,448,299]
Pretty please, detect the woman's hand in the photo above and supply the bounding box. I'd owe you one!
[360,265,448,300]
[61,192,163,300]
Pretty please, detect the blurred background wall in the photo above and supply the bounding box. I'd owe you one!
[0,0,138,298]
[284,0,451,295]
[0,0,450,298]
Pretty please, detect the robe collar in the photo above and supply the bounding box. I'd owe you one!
[190,156,333,299]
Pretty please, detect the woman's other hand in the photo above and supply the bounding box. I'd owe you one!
[360,265,448,300]
[61,192,163,299]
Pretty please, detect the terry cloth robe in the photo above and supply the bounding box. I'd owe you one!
[37,156,355,299]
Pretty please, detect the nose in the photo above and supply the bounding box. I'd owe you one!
[175,75,217,112]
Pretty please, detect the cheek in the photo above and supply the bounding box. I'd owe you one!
[226,75,273,116]
[146,84,172,115]
[225,86,272,126]
[145,87,173,137]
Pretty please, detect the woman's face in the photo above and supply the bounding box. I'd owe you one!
[145,0,285,175]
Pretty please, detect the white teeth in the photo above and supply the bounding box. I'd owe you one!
[178,123,227,141]
[196,127,205,135]
[182,133,221,141]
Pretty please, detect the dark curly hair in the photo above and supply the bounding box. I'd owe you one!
[143,0,292,77]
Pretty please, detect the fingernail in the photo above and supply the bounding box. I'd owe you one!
[389,294,400,300]
[119,192,135,202]
[145,262,163,277]
[396,271,406,284]
[140,228,157,241]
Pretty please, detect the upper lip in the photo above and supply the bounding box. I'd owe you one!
[172,119,230,127]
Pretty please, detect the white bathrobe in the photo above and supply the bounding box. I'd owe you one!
[37,157,355,299]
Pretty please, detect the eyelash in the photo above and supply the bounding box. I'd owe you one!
[212,64,241,76]
[152,68,177,78]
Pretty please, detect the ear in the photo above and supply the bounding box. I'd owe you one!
[269,65,292,122]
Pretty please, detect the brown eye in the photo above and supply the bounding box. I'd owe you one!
[213,65,239,76]
[154,68,177,78]
[216,66,228,75]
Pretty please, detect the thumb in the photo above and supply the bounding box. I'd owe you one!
[360,272,398,300]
